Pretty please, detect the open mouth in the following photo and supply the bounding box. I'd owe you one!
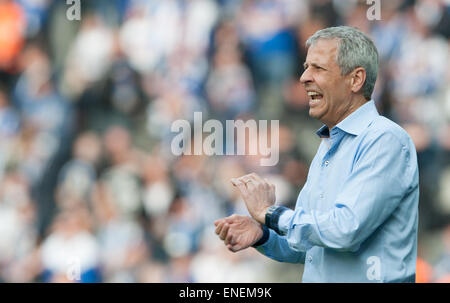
[307,91,323,103]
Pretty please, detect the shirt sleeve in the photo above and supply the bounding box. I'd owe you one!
[254,228,306,264]
[277,131,418,252]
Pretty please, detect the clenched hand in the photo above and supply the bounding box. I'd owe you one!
[214,215,263,252]
[231,173,276,224]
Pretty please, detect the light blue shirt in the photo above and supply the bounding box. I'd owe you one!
[256,100,419,283]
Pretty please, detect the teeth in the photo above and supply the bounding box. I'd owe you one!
[307,92,322,96]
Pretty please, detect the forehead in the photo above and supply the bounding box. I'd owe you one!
[305,38,339,66]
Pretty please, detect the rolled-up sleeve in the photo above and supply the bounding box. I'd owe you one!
[277,131,416,253]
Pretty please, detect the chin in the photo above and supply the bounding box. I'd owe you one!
[308,108,322,120]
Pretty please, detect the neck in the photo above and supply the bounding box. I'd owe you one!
[325,95,368,129]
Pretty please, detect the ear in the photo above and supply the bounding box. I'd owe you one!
[350,67,366,95]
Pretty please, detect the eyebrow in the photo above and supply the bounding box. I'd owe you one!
[303,62,326,70]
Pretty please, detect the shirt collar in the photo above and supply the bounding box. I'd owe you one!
[315,100,379,138]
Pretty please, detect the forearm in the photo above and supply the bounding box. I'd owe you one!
[275,206,363,252]
[253,228,306,264]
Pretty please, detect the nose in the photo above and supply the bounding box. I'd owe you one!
[300,67,313,85]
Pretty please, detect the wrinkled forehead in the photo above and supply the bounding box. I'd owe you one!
[305,38,340,66]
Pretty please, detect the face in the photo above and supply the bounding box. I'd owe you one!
[300,39,355,128]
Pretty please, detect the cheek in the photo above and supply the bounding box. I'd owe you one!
[325,79,347,100]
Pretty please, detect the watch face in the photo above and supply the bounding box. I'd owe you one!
[267,205,277,215]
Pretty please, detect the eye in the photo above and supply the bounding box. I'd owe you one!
[303,64,326,71]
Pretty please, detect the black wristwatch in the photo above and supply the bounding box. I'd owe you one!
[265,205,278,224]
[265,205,287,235]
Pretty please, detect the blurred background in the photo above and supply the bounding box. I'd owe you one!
[0,0,449,283]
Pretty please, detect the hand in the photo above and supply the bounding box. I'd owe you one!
[214,215,263,252]
[231,173,275,224]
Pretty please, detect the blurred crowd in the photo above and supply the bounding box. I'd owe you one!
[0,0,449,283]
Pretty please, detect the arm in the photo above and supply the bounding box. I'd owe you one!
[272,131,418,252]
[254,228,306,264]
[214,215,305,264]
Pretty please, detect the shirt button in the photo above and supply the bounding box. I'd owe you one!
[308,255,313,262]
[319,193,324,199]
[324,160,329,166]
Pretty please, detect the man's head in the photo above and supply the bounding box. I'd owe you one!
[300,26,379,128]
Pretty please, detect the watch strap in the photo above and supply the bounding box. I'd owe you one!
[265,205,288,235]
[252,224,270,247]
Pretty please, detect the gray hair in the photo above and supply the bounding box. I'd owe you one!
[306,26,379,100]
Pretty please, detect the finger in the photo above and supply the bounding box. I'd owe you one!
[225,232,233,245]
[251,173,265,183]
[249,173,265,187]
[237,174,253,184]
[230,178,239,186]
[238,173,253,179]
[226,244,235,252]
[224,214,238,224]
[226,231,240,248]
[219,223,230,241]
[252,174,272,192]
[214,218,225,227]
[229,244,242,253]
[244,177,261,190]
[264,178,275,191]
[229,233,238,246]
[232,174,251,185]
[215,221,224,235]
[234,178,248,188]
[245,179,256,191]
[232,177,244,186]
[233,180,251,199]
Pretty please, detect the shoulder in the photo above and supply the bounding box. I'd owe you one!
[353,116,418,166]
[362,116,414,149]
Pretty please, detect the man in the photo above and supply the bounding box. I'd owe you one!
[214,26,419,283]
